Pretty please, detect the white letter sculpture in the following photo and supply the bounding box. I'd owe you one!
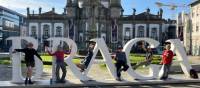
[123,38,160,80]
[47,38,117,81]
[7,37,43,83]
[7,36,194,82]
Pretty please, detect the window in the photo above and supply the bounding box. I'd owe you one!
[192,12,194,17]
[196,26,199,32]
[79,33,83,42]
[125,27,130,39]
[0,31,2,37]
[101,33,106,42]
[56,26,62,36]
[31,26,36,35]
[43,25,50,36]
[138,26,144,37]
[4,20,14,28]
[151,28,157,39]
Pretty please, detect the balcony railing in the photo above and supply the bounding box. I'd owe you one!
[55,35,62,37]
[43,35,50,39]
[135,36,144,38]
[30,35,37,39]
[150,36,158,40]
[124,36,131,40]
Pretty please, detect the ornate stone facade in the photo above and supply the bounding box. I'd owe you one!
[27,0,176,50]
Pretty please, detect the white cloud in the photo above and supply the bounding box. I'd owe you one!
[0,0,64,15]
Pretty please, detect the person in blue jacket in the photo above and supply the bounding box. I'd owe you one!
[114,45,129,81]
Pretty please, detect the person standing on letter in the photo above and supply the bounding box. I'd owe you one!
[13,43,43,85]
[114,45,129,81]
[160,43,174,80]
[46,45,71,83]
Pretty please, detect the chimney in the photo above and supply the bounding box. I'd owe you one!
[39,7,42,14]
[64,8,67,14]
[52,8,55,12]
[159,8,163,19]
[132,8,136,15]
[27,7,30,15]
[146,8,150,14]
[32,10,34,15]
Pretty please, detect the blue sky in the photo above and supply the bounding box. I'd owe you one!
[0,0,192,19]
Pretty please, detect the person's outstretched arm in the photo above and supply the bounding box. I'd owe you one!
[45,46,55,56]
[34,50,43,61]
[14,48,26,53]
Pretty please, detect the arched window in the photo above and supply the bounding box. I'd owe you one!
[31,26,36,36]
[79,33,83,42]
[151,28,157,39]
[43,25,50,36]
[56,26,62,36]
[138,26,144,37]
[125,27,130,40]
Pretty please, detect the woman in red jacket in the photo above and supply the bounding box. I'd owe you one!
[160,43,174,80]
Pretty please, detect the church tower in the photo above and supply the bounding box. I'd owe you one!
[110,0,122,18]
[65,0,79,18]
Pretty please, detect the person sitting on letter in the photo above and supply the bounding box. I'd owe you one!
[113,45,129,81]
[76,41,95,72]
[133,45,153,69]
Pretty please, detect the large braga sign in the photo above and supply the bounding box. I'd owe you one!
[7,37,193,82]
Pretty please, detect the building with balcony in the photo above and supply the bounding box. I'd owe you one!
[27,0,176,51]
[0,6,26,51]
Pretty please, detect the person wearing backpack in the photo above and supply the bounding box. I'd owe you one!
[113,45,129,81]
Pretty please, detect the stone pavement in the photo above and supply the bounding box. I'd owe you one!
[0,64,200,88]
[0,55,200,87]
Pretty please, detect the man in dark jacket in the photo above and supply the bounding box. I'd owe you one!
[114,45,129,81]
[13,43,42,84]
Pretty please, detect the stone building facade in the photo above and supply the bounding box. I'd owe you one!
[26,0,176,51]
[190,0,200,55]
[176,12,192,55]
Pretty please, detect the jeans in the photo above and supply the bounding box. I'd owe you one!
[56,62,66,81]
[82,55,92,69]
[115,61,129,78]
[160,64,171,79]
[133,60,151,69]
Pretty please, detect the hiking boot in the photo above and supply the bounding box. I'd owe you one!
[28,79,34,84]
[60,80,66,83]
[24,78,28,85]
[116,77,122,81]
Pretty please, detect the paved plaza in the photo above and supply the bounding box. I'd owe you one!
[0,56,200,88]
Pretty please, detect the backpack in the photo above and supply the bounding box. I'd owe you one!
[190,69,199,79]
